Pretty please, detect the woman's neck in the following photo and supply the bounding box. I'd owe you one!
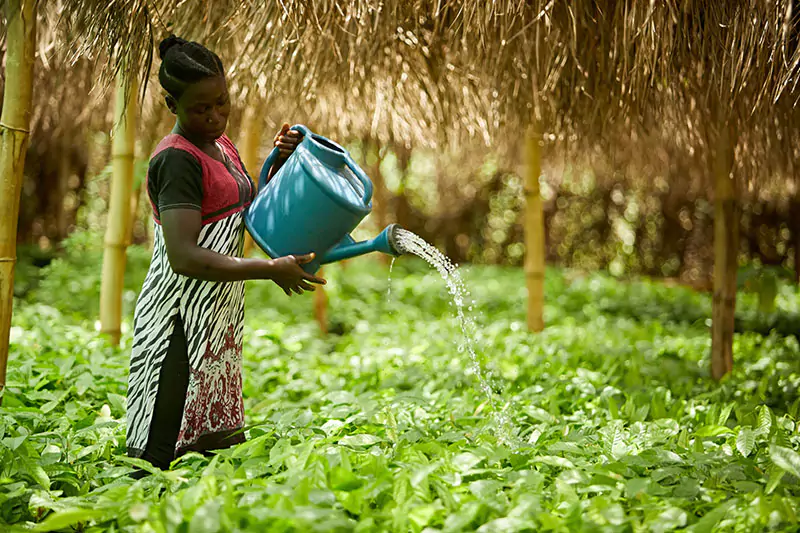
[172,123,220,158]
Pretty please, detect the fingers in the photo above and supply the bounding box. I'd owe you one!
[275,139,300,150]
[273,123,290,144]
[303,273,326,285]
[298,281,316,292]
[294,252,316,264]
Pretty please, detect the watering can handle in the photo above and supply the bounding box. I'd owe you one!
[288,124,372,205]
[345,156,373,205]
[290,124,311,138]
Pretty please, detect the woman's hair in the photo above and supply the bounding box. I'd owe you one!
[158,35,225,100]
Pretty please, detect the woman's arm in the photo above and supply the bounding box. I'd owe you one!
[161,208,324,295]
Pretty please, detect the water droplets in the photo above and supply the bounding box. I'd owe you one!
[386,256,397,307]
[394,229,513,445]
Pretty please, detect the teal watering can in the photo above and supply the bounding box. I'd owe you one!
[244,124,405,273]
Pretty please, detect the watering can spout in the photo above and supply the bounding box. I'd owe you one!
[320,224,406,265]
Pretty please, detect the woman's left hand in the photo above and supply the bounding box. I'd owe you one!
[274,123,303,160]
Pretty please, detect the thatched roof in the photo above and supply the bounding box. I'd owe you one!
[20,0,800,193]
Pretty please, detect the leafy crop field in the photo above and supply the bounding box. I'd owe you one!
[3,239,800,532]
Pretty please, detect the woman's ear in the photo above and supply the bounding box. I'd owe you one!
[165,95,178,115]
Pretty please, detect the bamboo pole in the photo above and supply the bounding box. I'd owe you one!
[99,70,137,345]
[314,267,328,335]
[525,125,545,332]
[240,104,264,258]
[367,138,391,264]
[126,184,142,247]
[711,116,738,381]
[0,0,36,403]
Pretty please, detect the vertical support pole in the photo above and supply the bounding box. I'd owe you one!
[100,68,137,345]
[711,116,738,381]
[0,0,36,403]
[240,103,264,258]
[314,267,328,335]
[525,124,545,332]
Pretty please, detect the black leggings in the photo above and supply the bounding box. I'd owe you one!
[140,315,190,470]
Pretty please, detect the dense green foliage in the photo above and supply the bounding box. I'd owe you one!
[3,235,800,531]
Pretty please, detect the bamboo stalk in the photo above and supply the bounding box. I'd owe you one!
[240,104,264,257]
[126,183,142,247]
[367,138,391,264]
[314,267,328,335]
[0,0,36,404]
[525,125,545,332]
[711,115,738,381]
[99,69,137,345]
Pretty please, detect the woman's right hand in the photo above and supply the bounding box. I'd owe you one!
[267,253,326,296]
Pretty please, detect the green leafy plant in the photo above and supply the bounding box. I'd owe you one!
[2,242,800,531]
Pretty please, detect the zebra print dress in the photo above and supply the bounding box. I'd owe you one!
[126,133,254,460]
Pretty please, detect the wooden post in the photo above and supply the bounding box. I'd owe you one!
[99,69,137,345]
[0,0,36,403]
[525,125,545,332]
[240,103,264,257]
[711,116,738,381]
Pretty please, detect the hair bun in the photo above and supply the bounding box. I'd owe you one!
[158,35,187,60]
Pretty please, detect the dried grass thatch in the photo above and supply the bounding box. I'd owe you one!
[18,0,799,191]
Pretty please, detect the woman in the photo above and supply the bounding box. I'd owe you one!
[126,35,325,472]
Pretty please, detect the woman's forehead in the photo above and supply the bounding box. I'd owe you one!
[180,76,227,105]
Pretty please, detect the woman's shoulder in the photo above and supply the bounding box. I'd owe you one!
[152,134,206,163]
[150,137,203,175]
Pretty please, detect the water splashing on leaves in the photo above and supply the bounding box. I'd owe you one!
[393,229,513,444]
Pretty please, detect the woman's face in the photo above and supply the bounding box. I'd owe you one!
[168,76,231,142]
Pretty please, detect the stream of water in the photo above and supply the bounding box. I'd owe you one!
[392,229,513,444]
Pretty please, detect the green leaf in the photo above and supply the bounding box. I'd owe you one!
[756,405,772,437]
[608,395,619,419]
[525,406,556,423]
[736,427,755,457]
[687,500,737,532]
[20,456,50,489]
[649,507,687,533]
[532,455,575,469]
[107,393,127,415]
[769,444,800,478]
[766,465,786,495]
[695,425,734,438]
[339,434,381,447]
[188,499,222,533]
[32,508,106,531]
[717,402,735,425]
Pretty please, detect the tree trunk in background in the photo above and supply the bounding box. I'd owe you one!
[525,125,545,332]
[711,117,738,381]
[240,104,264,258]
[100,70,137,345]
[0,0,35,403]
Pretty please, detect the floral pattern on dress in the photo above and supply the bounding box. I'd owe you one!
[176,324,244,450]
